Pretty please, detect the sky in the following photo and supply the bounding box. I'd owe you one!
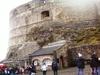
[0,0,31,61]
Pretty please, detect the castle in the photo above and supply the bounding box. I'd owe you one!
[5,0,100,68]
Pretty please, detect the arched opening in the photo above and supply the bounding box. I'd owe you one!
[33,59,40,66]
[60,55,65,68]
[42,58,52,66]
[67,49,76,67]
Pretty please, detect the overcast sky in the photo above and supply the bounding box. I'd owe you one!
[0,0,31,61]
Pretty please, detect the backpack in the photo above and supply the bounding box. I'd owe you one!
[76,58,85,68]
[52,62,58,70]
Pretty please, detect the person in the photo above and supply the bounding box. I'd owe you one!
[90,53,98,75]
[97,57,100,75]
[41,63,47,75]
[19,66,24,75]
[30,62,36,75]
[4,67,10,75]
[27,65,32,75]
[76,53,85,75]
[9,67,16,75]
[52,59,58,75]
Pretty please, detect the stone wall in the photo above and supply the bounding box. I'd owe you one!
[56,44,100,68]
[8,0,100,61]
[9,3,54,46]
[69,44,100,59]
[9,0,100,46]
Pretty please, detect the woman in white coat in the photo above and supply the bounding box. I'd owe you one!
[41,63,48,75]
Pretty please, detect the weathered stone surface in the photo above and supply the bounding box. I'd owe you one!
[8,0,100,60]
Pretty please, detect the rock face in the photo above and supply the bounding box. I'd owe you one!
[8,0,100,60]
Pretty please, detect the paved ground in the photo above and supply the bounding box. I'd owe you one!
[25,65,92,75]
[37,66,91,75]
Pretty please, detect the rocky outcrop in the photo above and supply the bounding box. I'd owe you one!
[28,22,100,47]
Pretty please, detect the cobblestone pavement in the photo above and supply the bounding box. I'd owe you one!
[25,66,91,75]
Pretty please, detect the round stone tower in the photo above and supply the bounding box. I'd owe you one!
[8,0,100,60]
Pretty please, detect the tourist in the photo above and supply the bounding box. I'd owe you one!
[76,53,85,75]
[19,66,25,75]
[27,65,32,75]
[52,59,58,75]
[9,67,16,75]
[90,53,98,75]
[5,67,11,75]
[41,63,47,75]
[30,62,36,75]
[97,57,100,75]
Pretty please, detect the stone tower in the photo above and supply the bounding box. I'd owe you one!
[7,0,100,61]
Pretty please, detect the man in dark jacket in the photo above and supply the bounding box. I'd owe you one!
[31,63,36,75]
[97,58,100,75]
[52,59,58,75]
[28,62,36,75]
[90,53,98,75]
[76,53,85,75]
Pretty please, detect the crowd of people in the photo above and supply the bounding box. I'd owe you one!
[0,59,59,75]
[40,59,58,75]
[0,52,100,75]
[76,52,100,75]
[0,65,26,75]
[28,53,100,75]
[28,59,59,75]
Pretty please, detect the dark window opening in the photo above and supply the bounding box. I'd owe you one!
[41,0,47,3]
[41,11,50,19]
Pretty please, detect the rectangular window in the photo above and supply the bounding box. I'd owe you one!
[41,11,50,19]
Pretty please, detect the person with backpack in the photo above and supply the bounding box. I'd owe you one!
[52,59,58,75]
[76,53,85,75]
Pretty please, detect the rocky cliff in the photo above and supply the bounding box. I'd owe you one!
[27,21,100,47]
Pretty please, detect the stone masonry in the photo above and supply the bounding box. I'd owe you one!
[7,0,100,63]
